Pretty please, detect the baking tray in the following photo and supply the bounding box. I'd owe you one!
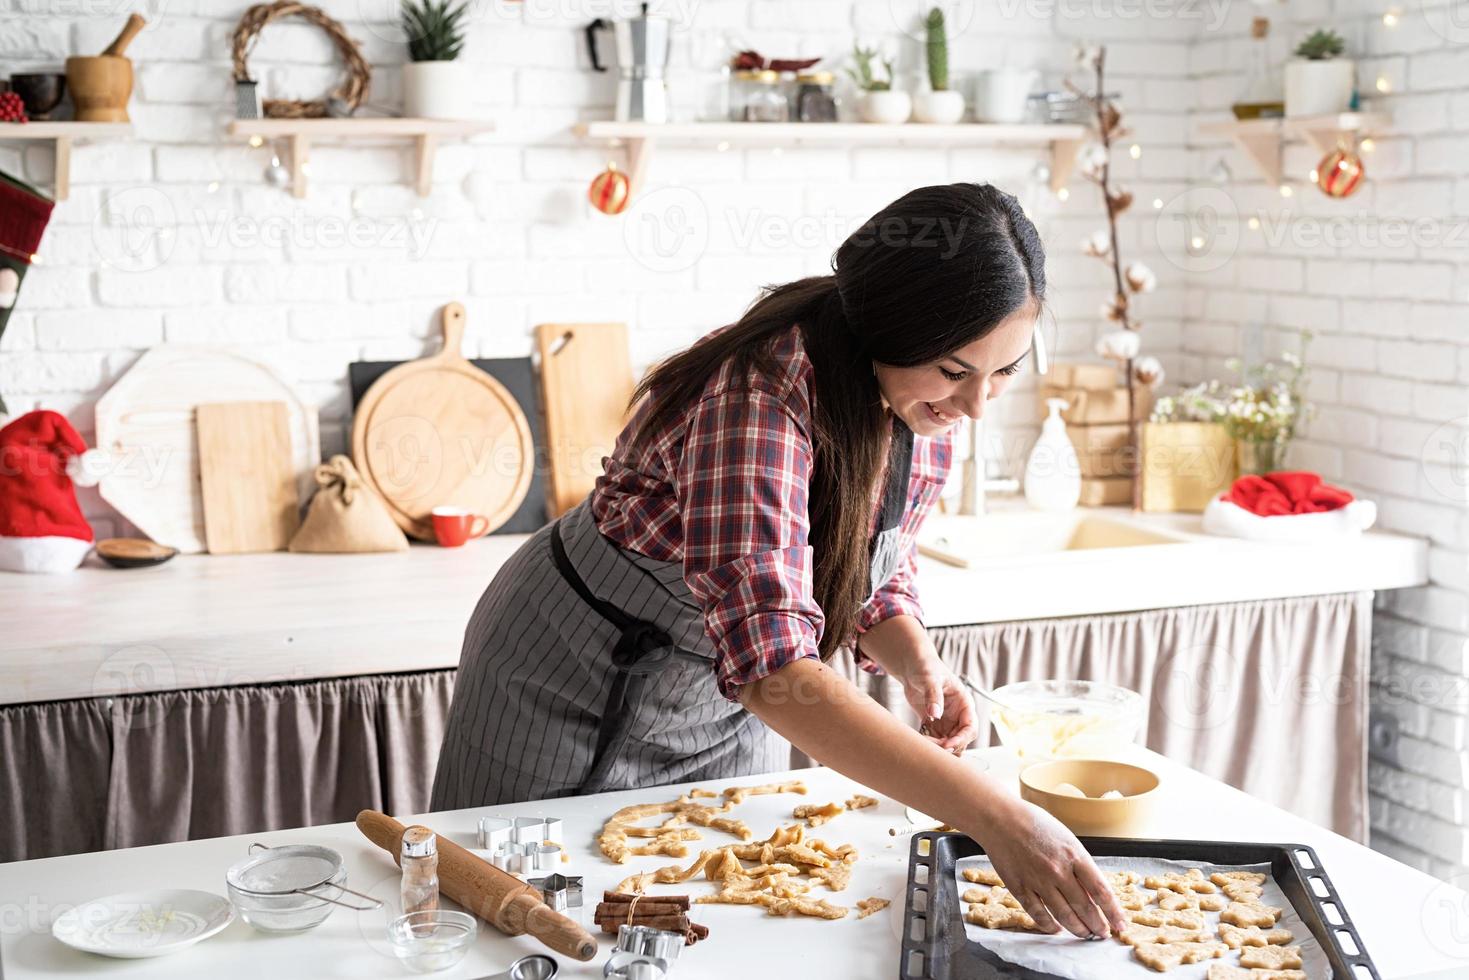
[899,832,1378,980]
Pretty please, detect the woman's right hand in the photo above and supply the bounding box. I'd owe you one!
[969,796,1128,940]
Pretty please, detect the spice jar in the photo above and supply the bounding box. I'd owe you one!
[795,71,839,122]
[400,825,439,929]
[742,69,789,122]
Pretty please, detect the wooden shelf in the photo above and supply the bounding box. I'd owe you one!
[225,117,495,198]
[0,121,133,201]
[573,120,1088,197]
[1197,112,1390,186]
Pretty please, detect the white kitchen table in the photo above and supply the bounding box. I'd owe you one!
[2,747,1465,980]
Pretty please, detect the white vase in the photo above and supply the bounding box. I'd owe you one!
[858,90,912,124]
[912,89,966,124]
[971,68,1038,123]
[402,60,474,120]
[1283,59,1355,117]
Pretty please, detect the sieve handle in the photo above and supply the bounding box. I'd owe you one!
[300,881,384,911]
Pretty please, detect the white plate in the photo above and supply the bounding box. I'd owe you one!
[51,888,235,959]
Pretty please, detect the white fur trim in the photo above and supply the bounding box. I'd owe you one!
[1201,497,1377,542]
[66,448,105,488]
[0,535,93,574]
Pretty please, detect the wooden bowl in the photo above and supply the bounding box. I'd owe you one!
[10,73,66,120]
[1019,759,1160,837]
[96,537,177,569]
[64,55,132,122]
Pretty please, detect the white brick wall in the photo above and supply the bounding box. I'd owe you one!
[0,0,1192,504]
[1185,2,1469,880]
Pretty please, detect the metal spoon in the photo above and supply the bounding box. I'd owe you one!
[473,954,558,980]
[959,674,1016,713]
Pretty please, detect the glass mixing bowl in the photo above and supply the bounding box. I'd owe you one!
[988,680,1144,759]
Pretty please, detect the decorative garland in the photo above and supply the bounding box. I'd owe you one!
[231,1,370,118]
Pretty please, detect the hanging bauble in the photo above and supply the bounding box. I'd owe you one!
[1316,143,1364,199]
[588,163,631,215]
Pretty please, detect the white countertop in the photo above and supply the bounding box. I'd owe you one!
[0,505,1427,705]
[0,746,1463,979]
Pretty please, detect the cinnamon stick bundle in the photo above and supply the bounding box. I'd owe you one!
[594,892,708,945]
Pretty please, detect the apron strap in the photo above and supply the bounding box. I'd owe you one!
[871,416,915,556]
[549,517,696,793]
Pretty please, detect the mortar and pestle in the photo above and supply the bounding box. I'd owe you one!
[65,12,145,122]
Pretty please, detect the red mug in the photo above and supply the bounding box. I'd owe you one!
[431,507,489,547]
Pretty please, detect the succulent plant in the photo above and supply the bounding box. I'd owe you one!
[847,45,894,92]
[1294,29,1345,60]
[402,0,468,62]
[926,7,949,92]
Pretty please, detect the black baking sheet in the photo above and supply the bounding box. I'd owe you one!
[900,832,1378,980]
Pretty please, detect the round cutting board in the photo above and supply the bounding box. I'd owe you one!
[352,302,533,540]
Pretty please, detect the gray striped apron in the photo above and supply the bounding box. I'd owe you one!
[429,417,915,808]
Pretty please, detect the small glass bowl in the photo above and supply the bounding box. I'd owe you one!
[387,910,477,973]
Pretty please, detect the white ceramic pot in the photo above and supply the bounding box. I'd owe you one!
[402,60,474,120]
[971,68,1038,123]
[912,89,966,124]
[858,90,912,124]
[1284,58,1355,117]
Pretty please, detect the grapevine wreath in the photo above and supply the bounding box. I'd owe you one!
[231,1,370,118]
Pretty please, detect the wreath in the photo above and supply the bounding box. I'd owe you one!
[231,1,370,118]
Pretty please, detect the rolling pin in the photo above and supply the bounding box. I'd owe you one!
[356,810,598,962]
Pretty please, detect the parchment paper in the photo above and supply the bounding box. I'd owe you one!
[953,855,1329,980]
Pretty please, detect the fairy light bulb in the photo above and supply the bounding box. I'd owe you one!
[1247,216,1260,231]
[1383,8,1400,27]
[1129,144,1141,159]
[1152,198,1163,209]
[1309,168,1319,183]
[1279,185,1293,198]
[1056,187,1070,201]
[1360,138,1376,153]
[1376,76,1391,93]
[248,134,264,148]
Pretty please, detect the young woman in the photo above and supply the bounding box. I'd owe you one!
[432,182,1126,939]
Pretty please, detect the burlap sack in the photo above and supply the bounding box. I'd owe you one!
[289,455,408,553]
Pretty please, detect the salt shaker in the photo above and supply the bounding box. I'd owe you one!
[400,825,439,922]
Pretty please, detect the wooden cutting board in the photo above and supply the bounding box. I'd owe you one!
[352,302,534,541]
[95,347,320,553]
[535,322,635,518]
[196,401,300,554]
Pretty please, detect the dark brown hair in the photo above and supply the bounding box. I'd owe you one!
[629,183,1047,659]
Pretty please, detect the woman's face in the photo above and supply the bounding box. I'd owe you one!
[874,303,1039,437]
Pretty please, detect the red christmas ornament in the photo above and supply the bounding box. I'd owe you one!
[1316,143,1364,198]
[588,163,631,215]
[0,92,28,123]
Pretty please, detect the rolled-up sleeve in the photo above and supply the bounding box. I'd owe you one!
[675,387,825,702]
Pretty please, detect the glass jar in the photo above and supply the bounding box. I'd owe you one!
[742,69,789,122]
[795,70,838,122]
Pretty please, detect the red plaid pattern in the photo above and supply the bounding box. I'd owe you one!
[591,326,953,701]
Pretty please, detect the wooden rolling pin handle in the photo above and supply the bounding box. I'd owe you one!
[103,13,146,57]
[354,810,597,962]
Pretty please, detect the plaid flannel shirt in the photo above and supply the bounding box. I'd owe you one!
[590,325,953,702]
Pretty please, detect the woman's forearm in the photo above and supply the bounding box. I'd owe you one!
[738,656,1014,834]
[853,613,933,681]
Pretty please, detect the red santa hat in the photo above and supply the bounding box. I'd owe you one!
[0,410,102,573]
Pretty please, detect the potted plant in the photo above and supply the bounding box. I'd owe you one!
[848,45,909,124]
[912,8,965,124]
[401,0,471,120]
[1284,29,1353,117]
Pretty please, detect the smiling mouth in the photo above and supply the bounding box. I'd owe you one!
[925,402,957,426]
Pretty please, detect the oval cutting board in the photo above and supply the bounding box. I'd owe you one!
[94,347,320,553]
[351,302,533,540]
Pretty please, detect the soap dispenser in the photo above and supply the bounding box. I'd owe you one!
[1024,398,1081,511]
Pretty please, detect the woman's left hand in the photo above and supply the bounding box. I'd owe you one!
[901,654,978,754]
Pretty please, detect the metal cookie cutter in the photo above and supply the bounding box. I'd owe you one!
[603,924,683,980]
[478,816,515,851]
[512,816,564,845]
[492,841,562,875]
[527,873,583,913]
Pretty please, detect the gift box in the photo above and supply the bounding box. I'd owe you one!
[1139,422,1237,513]
[1067,423,1133,479]
[1079,476,1133,506]
[1040,382,1153,426]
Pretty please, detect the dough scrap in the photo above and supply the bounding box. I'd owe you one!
[722,780,808,805]
[856,896,889,919]
[846,794,878,810]
[794,802,845,827]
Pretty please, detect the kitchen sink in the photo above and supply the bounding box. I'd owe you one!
[917,511,1187,566]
